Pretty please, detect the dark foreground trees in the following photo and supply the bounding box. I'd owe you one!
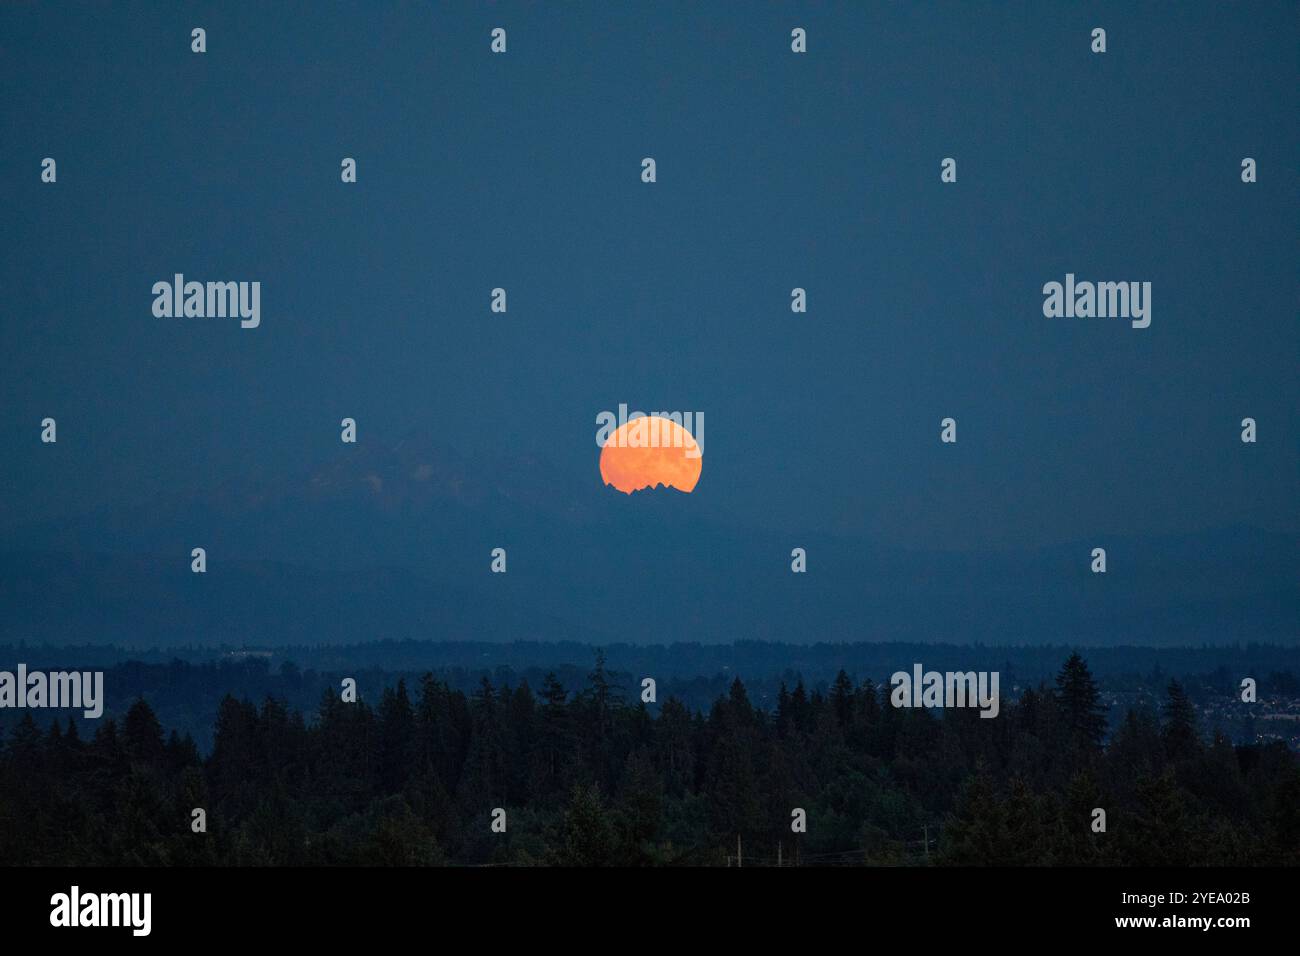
[0,655,1296,866]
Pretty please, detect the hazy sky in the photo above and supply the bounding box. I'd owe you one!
[2,1,1296,553]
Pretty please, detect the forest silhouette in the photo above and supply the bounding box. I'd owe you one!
[2,652,1296,866]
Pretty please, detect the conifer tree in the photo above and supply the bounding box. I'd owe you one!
[1161,679,1200,760]
[1054,652,1107,756]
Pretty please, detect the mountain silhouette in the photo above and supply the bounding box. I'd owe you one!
[2,433,1296,647]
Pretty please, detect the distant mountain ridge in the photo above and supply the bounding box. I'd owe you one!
[2,434,1296,647]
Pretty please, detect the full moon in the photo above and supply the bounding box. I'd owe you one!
[599,416,703,494]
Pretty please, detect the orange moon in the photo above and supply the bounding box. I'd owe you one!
[600,416,702,494]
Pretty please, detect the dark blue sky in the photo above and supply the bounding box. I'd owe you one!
[3,1,1296,558]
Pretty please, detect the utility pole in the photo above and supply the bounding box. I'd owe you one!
[737,834,743,868]
[777,842,783,868]
[923,824,930,863]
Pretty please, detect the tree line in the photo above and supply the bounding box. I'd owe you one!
[1,652,1296,866]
